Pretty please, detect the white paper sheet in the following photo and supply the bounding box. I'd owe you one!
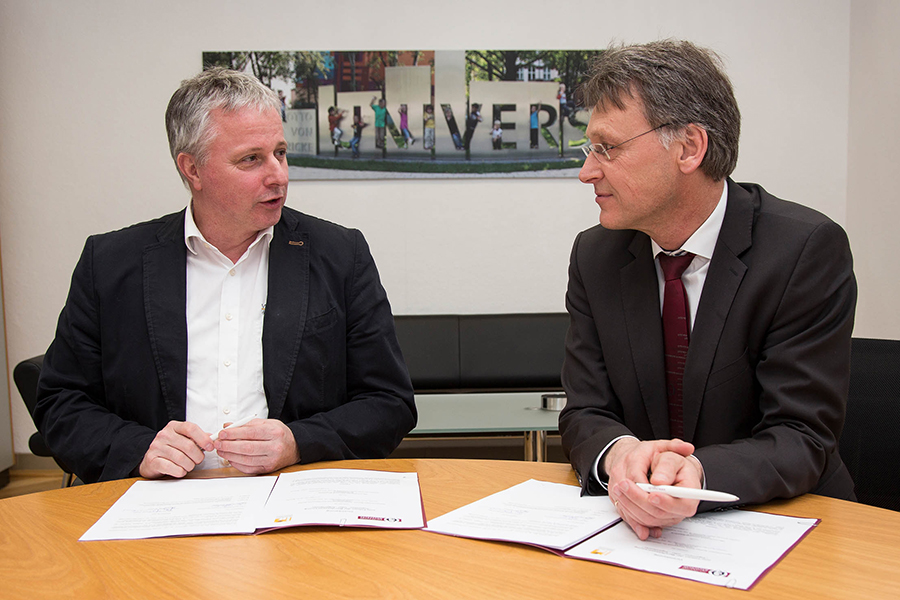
[425,479,621,551]
[80,469,425,541]
[257,469,424,530]
[565,509,819,590]
[80,476,277,541]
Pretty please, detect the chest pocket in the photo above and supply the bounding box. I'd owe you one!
[706,346,751,391]
[305,306,338,336]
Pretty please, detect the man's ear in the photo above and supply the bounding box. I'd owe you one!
[176,153,202,191]
[676,124,709,175]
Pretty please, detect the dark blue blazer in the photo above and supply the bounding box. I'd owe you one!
[35,207,416,483]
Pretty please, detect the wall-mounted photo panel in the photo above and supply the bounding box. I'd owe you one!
[203,50,603,179]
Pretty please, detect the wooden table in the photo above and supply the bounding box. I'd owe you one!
[1,459,898,599]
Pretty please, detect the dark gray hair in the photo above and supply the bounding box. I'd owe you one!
[165,67,281,184]
[581,40,740,181]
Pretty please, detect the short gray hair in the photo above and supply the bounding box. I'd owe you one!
[165,67,281,184]
[581,40,740,181]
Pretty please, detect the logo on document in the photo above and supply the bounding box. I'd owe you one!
[679,566,730,577]
[358,516,400,523]
[590,548,614,556]
[274,515,293,523]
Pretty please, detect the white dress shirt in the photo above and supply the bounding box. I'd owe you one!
[651,182,729,330]
[591,182,728,487]
[184,206,272,470]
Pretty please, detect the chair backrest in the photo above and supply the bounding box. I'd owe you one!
[13,355,68,463]
[841,338,900,512]
[13,355,44,415]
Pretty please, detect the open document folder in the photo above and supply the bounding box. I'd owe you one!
[565,508,819,590]
[80,469,425,541]
[425,479,621,553]
[425,479,819,590]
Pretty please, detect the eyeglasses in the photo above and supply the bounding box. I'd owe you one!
[580,123,671,162]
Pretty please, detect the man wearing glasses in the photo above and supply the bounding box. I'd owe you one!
[560,40,856,540]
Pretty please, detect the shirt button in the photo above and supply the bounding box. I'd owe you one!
[225,313,233,321]
[224,360,232,367]
[223,408,231,415]
[229,269,236,276]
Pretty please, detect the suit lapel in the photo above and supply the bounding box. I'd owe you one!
[682,180,753,439]
[143,211,188,421]
[262,210,309,418]
[621,232,671,438]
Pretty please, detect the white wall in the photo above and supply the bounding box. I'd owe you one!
[847,0,900,337]
[1,0,885,455]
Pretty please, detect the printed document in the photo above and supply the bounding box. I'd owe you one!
[81,469,424,541]
[426,478,818,589]
[80,476,277,541]
[425,479,621,552]
[257,469,424,530]
[565,509,819,590]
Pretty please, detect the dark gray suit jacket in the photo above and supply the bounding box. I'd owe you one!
[559,180,856,509]
[35,207,416,483]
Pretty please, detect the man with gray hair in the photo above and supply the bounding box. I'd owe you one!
[35,68,416,483]
[559,40,856,539]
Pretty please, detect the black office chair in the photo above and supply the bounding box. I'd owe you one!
[840,338,900,512]
[13,355,76,487]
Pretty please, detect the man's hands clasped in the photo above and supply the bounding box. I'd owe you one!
[604,437,704,540]
[138,419,300,479]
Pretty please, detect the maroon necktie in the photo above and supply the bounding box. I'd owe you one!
[659,252,695,440]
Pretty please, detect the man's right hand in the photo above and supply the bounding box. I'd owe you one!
[138,420,213,479]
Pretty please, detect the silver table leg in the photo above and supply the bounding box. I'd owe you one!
[524,431,547,462]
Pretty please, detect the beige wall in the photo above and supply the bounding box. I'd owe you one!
[847,0,900,337]
[1,0,888,456]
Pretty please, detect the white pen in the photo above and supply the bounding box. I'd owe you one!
[636,483,739,503]
[210,414,258,442]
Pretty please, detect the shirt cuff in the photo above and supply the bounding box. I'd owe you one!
[591,435,638,491]
[687,453,706,489]
[590,437,707,490]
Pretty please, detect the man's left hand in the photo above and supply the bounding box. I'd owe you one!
[213,419,300,474]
